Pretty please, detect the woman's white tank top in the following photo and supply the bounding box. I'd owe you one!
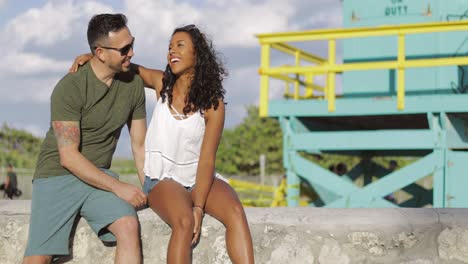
[143,96,206,187]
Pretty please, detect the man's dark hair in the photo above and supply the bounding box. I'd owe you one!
[87,13,128,54]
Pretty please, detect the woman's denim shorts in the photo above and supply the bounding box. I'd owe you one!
[143,176,194,195]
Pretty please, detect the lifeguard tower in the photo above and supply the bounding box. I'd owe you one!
[257,0,468,207]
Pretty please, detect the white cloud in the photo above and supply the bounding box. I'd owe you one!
[285,0,342,30]
[125,0,294,49]
[0,0,115,102]
[124,0,199,65]
[0,1,114,80]
[222,64,293,127]
[79,1,115,15]
[1,52,70,75]
[0,77,59,103]
[4,1,113,49]
[5,1,78,47]
[225,65,260,103]
[305,6,342,29]
[203,0,294,47]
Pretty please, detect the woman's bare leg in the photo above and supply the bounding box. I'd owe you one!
[148,179,194,264]
[202,178,254,263]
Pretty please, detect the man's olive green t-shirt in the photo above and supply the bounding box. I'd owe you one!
[34,62,146,179]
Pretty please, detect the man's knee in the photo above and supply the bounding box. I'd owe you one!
[23,255,53,264]
[109,216,139,239]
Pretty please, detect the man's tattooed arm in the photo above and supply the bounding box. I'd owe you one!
[52,121,80,148]
[51,120,147,207]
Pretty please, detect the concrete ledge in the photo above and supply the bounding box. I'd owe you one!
[2,200,468,264]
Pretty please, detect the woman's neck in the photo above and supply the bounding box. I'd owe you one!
[173,72,193,96]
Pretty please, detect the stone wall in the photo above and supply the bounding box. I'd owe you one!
[1,200,468,263]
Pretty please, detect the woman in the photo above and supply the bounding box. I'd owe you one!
[72,24,254,264]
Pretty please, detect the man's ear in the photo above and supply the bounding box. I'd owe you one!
[94,48,106,62]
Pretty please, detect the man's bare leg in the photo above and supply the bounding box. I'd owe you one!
[23,255,53,264]
[107,216,142,263]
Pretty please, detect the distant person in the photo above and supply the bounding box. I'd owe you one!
[335,162,348,176]
[23,14,147,264]
[0,164,21,199]
[389,160,398,172]
[328,164,336,173]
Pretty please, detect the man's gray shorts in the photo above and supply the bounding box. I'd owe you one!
[24,169,136,256]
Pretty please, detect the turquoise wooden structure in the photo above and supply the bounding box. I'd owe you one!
[257,0,468,207]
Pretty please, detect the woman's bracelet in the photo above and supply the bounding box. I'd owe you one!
[193,206,205,216]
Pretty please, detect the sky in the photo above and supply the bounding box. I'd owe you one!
[0,0,342,157]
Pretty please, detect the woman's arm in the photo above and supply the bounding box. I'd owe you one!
[191,101,225,209]
[69,53,164,94]
[69,53,93,72]
[130,63,164,95]
[190,100,225,245]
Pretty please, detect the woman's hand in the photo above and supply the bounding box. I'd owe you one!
[69,53,93,73]
[191,206,204,246]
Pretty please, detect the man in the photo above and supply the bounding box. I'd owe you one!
[23,14,147,264]
[1,163,19,199]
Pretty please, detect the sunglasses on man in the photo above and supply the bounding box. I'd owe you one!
[95,37,135,56]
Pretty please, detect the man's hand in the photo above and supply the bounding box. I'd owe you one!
[69,53,93,73]
[113,181,147,208]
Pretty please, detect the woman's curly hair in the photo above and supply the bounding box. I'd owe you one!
[161,24,227,115]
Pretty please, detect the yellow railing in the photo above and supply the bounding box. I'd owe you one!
[228,178,277,207]
[257,20,468,117]
[228,178,309,207]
